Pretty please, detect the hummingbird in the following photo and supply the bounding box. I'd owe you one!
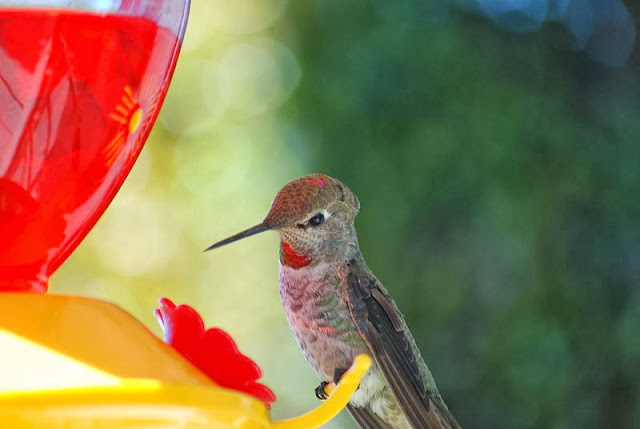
[206,174,461,429]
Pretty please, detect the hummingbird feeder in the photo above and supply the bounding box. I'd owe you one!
[0,1,370,427]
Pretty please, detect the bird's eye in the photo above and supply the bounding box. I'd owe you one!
[308,213,325,227]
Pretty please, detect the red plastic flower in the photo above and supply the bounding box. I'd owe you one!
[154,298,276,408]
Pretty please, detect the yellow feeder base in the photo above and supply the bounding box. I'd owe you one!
[0,294,371,428]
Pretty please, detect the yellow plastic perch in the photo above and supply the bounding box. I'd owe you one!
[0,294,371,428]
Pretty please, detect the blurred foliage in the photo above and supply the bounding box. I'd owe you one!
[54,0,640,428]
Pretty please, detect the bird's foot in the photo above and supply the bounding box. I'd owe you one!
[315,381,334,400]
[314,367,352,400]
[333,367,348,384]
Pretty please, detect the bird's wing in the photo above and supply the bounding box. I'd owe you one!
[344,257,461,429]
[347,404,393,429]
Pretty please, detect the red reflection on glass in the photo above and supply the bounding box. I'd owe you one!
[0,10,182,292]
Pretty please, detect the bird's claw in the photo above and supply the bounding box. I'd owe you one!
[315,381,334,400]
[315,367,351,400]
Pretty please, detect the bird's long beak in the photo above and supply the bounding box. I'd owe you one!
[205,223,271,251]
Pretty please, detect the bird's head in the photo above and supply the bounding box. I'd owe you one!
[206,174,360,267]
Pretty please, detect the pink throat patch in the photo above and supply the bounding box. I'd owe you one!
[280,242,311,268]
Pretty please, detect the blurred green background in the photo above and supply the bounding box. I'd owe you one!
[53,0,640,428]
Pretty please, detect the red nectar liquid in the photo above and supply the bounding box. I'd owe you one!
[0,9,182,292]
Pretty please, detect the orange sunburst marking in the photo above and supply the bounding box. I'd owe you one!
[136,78,162,134]
[104,84,144,166]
